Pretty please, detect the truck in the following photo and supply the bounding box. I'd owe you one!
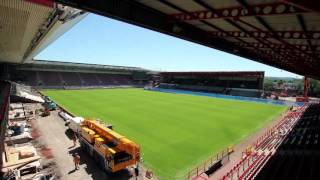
[58,111,84,133]
[79,119,140,173]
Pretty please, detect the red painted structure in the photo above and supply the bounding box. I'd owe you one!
[297,76,310,102]
[26,0,55,7]
[169,2,308,21]
[52,0,320,79]
[0,81,11,170]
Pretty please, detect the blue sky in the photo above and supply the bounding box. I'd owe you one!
[36,14,301,78]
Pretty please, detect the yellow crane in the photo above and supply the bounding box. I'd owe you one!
[79,119,140,172]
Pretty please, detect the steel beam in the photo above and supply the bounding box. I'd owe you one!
[304,77,309,99]
[210,30,320,40]
[282,0,320,12]
[192,0,310,73]
[234,42,318,52]
[53,0,320,78]
[297,14,317,60]
[235,17,315,60]
[162,0,295,70]
[169,2,308,22]
[53,0,276,67]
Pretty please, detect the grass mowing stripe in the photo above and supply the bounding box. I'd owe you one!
[42,88,287,178]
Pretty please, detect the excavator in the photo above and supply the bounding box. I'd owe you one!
[79,119,140,173]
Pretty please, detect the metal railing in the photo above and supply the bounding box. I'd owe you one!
[187,146,234,180]
[220,105,308,180]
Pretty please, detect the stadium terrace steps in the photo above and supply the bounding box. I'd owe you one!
[38,71,62,86]
[56,72,81,86]
[78,73,100,86]
[17,70,145,88]
[19,71,38,86]
[221,105,308,180]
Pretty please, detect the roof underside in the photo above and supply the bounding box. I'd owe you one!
[54,0,320,79]
[0,0,86,63]
[0,0,53,63]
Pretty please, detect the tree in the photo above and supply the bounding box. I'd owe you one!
[309,79,320,97]
[263,79,274,91]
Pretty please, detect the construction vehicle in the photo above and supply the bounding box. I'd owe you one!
[41,107,51,117]
[79,119,140,173]
[43,96,57,110]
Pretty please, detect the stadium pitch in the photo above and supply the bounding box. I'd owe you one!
[42,88,287,178]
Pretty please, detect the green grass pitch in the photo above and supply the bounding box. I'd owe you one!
[42,88,287,178]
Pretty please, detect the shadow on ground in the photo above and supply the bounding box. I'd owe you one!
[68,147,132,180]
[65,128,75,140]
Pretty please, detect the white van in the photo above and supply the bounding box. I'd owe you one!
[58,111,73,122]
[68,117,84,134]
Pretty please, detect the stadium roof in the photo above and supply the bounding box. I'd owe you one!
[25,59,149,71]
[0,0,86,63]
[53,0,320,79]
[161,71,264,77]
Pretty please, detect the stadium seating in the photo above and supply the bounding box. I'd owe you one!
[17,70,141,88]
[160,72,264,98]
[97,73,117,85]
[19,70,39,86]
[113,74,134,85]
[78,73,100,86]
[221,105,309,180]
[38,71,63,86]
[60,72,82,86]
[228,88,261,98]
[255,104,320,180]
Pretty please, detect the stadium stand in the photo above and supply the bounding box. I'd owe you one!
[5,60,268,98]
[78,73,100,86]
[18,71,39,86]
[38,71,62,86]
[59,72,82,86]
[159,72,264,97]
[7,60,150,89]
[221,105,309,180]
[255,104,320,180]
[228,88,261,98]
[97,73,117,86]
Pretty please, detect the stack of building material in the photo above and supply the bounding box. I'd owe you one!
[5,132,32,146]
[9,108,26,122]
[2,145,41,174]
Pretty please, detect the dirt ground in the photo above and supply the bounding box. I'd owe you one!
[33,107,140,180]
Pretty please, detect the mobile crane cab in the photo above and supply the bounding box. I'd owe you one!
[79,119,140,173]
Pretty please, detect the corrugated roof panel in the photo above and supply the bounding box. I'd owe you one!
[0,0,52,63]
[200,0,242,9]
[262,15,301,31]
[167,0,206,12]
[234,17,270,31]
[205,19,241,31]
[137,0,180,14]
